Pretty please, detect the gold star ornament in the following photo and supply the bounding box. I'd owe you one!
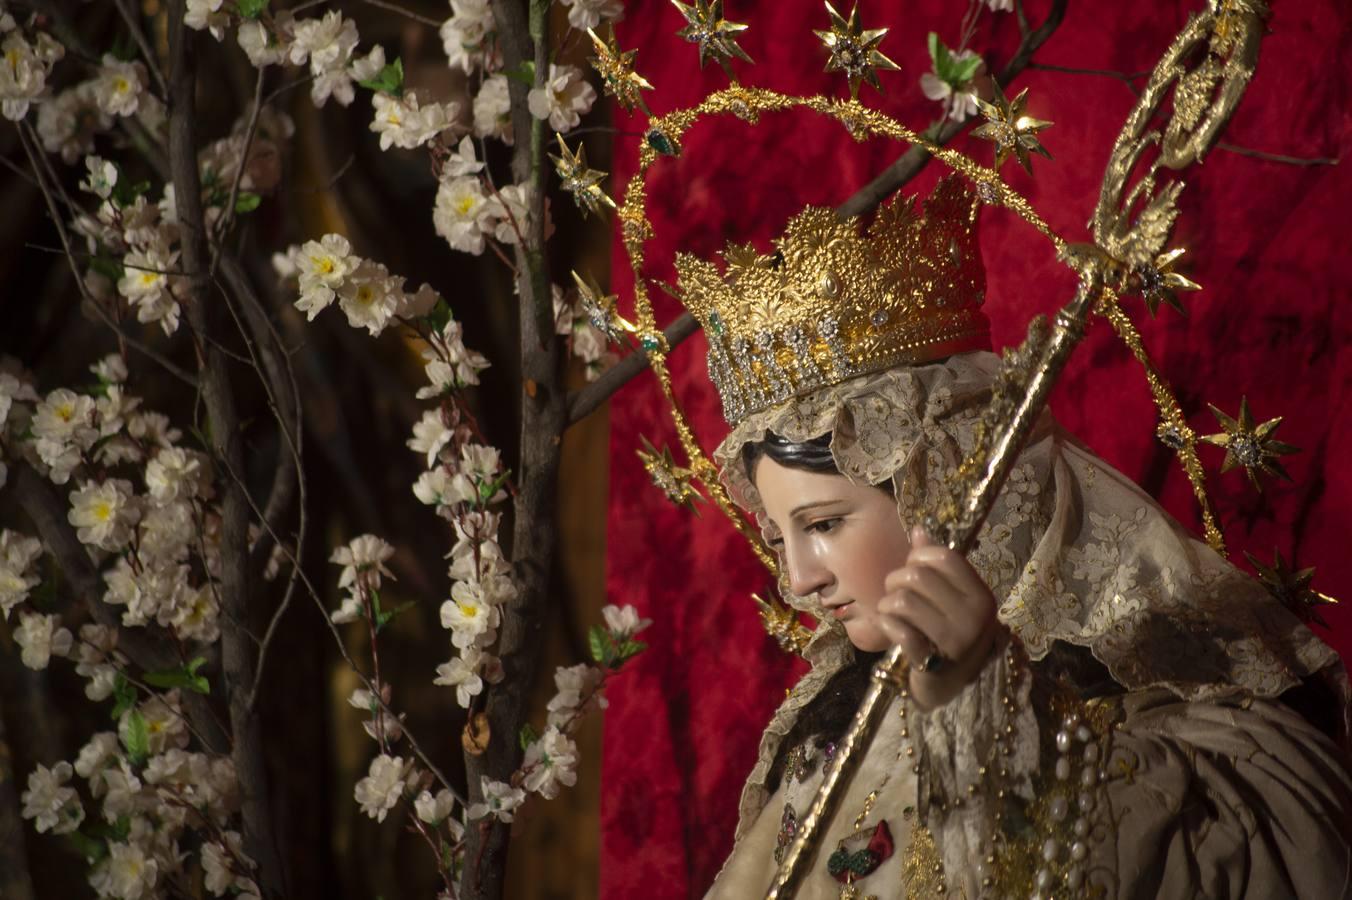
[752,592,813,656]
[570,269,636,345]
[1200,396,1301,490]
[586,27,654,114]
[637,436,705,512]
[1244,548,1337,627]
[550,134,616,219]
[972,82,1053,175]
[1128,247,1202,317]
[813,2,900,99]
[671,0,753,78]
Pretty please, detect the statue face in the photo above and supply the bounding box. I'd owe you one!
[754,456,911,652]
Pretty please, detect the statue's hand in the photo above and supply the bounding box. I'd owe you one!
[879,526,1003,711]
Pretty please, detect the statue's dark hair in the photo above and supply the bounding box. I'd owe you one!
[740,431,838,481]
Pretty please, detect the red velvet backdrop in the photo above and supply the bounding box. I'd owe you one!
[601,2,1352,896]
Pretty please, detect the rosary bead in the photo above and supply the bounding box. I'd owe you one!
[1055,730,1072,753]
[1071,840,1089,862]
[1042,838,1060,862]
[1035,868,1054,890]
[1078,791,1096,813]
[1055,756,1071,780]
[1067,865,1084,889]
[1083,743,1100,764]
[1074,816,1089,838]
[1081,767,1099,787]
[1076,724,1093,743]
[1049,796,1069,822]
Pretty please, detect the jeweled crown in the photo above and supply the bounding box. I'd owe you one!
[673,176,990,424]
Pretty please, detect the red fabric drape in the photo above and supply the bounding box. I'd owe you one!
[602,2,1352,897]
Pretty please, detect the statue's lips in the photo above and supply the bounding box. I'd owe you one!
[826,601,854,620]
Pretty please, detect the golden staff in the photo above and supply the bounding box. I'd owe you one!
[766,2,1267,896]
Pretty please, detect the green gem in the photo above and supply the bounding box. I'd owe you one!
[708,311,724,335]
[640,334,661,352]
[645,127,680,157]
[827,849,850,877]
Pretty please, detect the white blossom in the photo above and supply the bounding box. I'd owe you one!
[68,478,141,551]
[295,233,359,319]
[91,840,159,900]
[0,529,43,619]
[91,353,129,385]
[413,467,477,509]
[444,135,484,177]
[145,446,211,503]
[21,761,84,834]
[80,155,119,199]
[14,611,70,670]
[118,242,182,335]
[432,175,491,255]
[370,91,458,151]
[440,580,499,649]
[526,64,596,132]
[545,662,605,728]
[987,0,1014,10]
[0,27,63,121]
[237,21,286,68]
[481,182,533,245]
[75,732,120,782]
[200,831,248,896]
[121,690,189,756]
[433,654,483,707]
[291,11,360,107]
[602,603,652,639]
[349,44,387,84]
[522,726,578,799]
[440,0,499,74]
[353,754,414,822]
[471,74,513,145]
[336,259,402,335]
[75,623,121,701]
[330,534,396,592]
[467,776,524,823]
[330,593,364,625]
[92,56,146,118]
[32,387,97,445]
[407,409,455,467]
[414,787,456,824]
[559,0,624,30]
[38,82,110,163]
[185,0,228,39]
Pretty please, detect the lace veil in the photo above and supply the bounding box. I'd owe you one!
[713,350,1348,834]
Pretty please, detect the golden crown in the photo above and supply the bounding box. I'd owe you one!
[674,176,990,424]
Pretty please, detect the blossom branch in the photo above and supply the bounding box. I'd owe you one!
[836,0,1068,219]
[111,0,169,99]
[361,0,445,28]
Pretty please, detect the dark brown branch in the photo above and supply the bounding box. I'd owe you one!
[0,686,36,900]
[212,68,267,265]
[1216,141,1338,167]
[362,0,444,27]
[835,0,1068,219]
[463,2,557,898]
[565,311,700,425]
[165,5,286,896]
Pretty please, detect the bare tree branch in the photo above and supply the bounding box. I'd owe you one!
[836,0,1068,219]
[111,0,170,98]
[0,687,36,900]
[565,311,700,425]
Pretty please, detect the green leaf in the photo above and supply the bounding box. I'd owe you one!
[518,722,539,751]
[503,59,536,86]
[89,255,125,284]
[144,656,210,695]
[617,639,647,664]
[426,299,454,332]
[110,674,137,720]
[928,32,980,87]
[375,600,415,634]
[67,830,108,865]
[235,192,262,214]
[358,57,405,97]
[587,625,611,666]
[237,0,270,19]
[120,710,150,766]
[110,173,151,209]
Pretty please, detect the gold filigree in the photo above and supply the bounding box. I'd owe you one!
[549,134,615,219]
[1244,548,1338,627]
[1127,246,1201,317]
[753,592,813,656]
[671,0,753,78]
[571,269,635,345]
[637,436,705,511]
[971,83,1053,175]
[586,26,655,114]
[813,2,900,100]
[1201,397,1301,491]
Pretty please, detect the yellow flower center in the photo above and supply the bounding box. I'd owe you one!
[312,255,335,275]
[55,402,74,421]
[92,501,113,522]
[356,285,375,306]
[140,271,159,286]
[114,77,131,94]
[456,195,476,215]
[458,602,479,619]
